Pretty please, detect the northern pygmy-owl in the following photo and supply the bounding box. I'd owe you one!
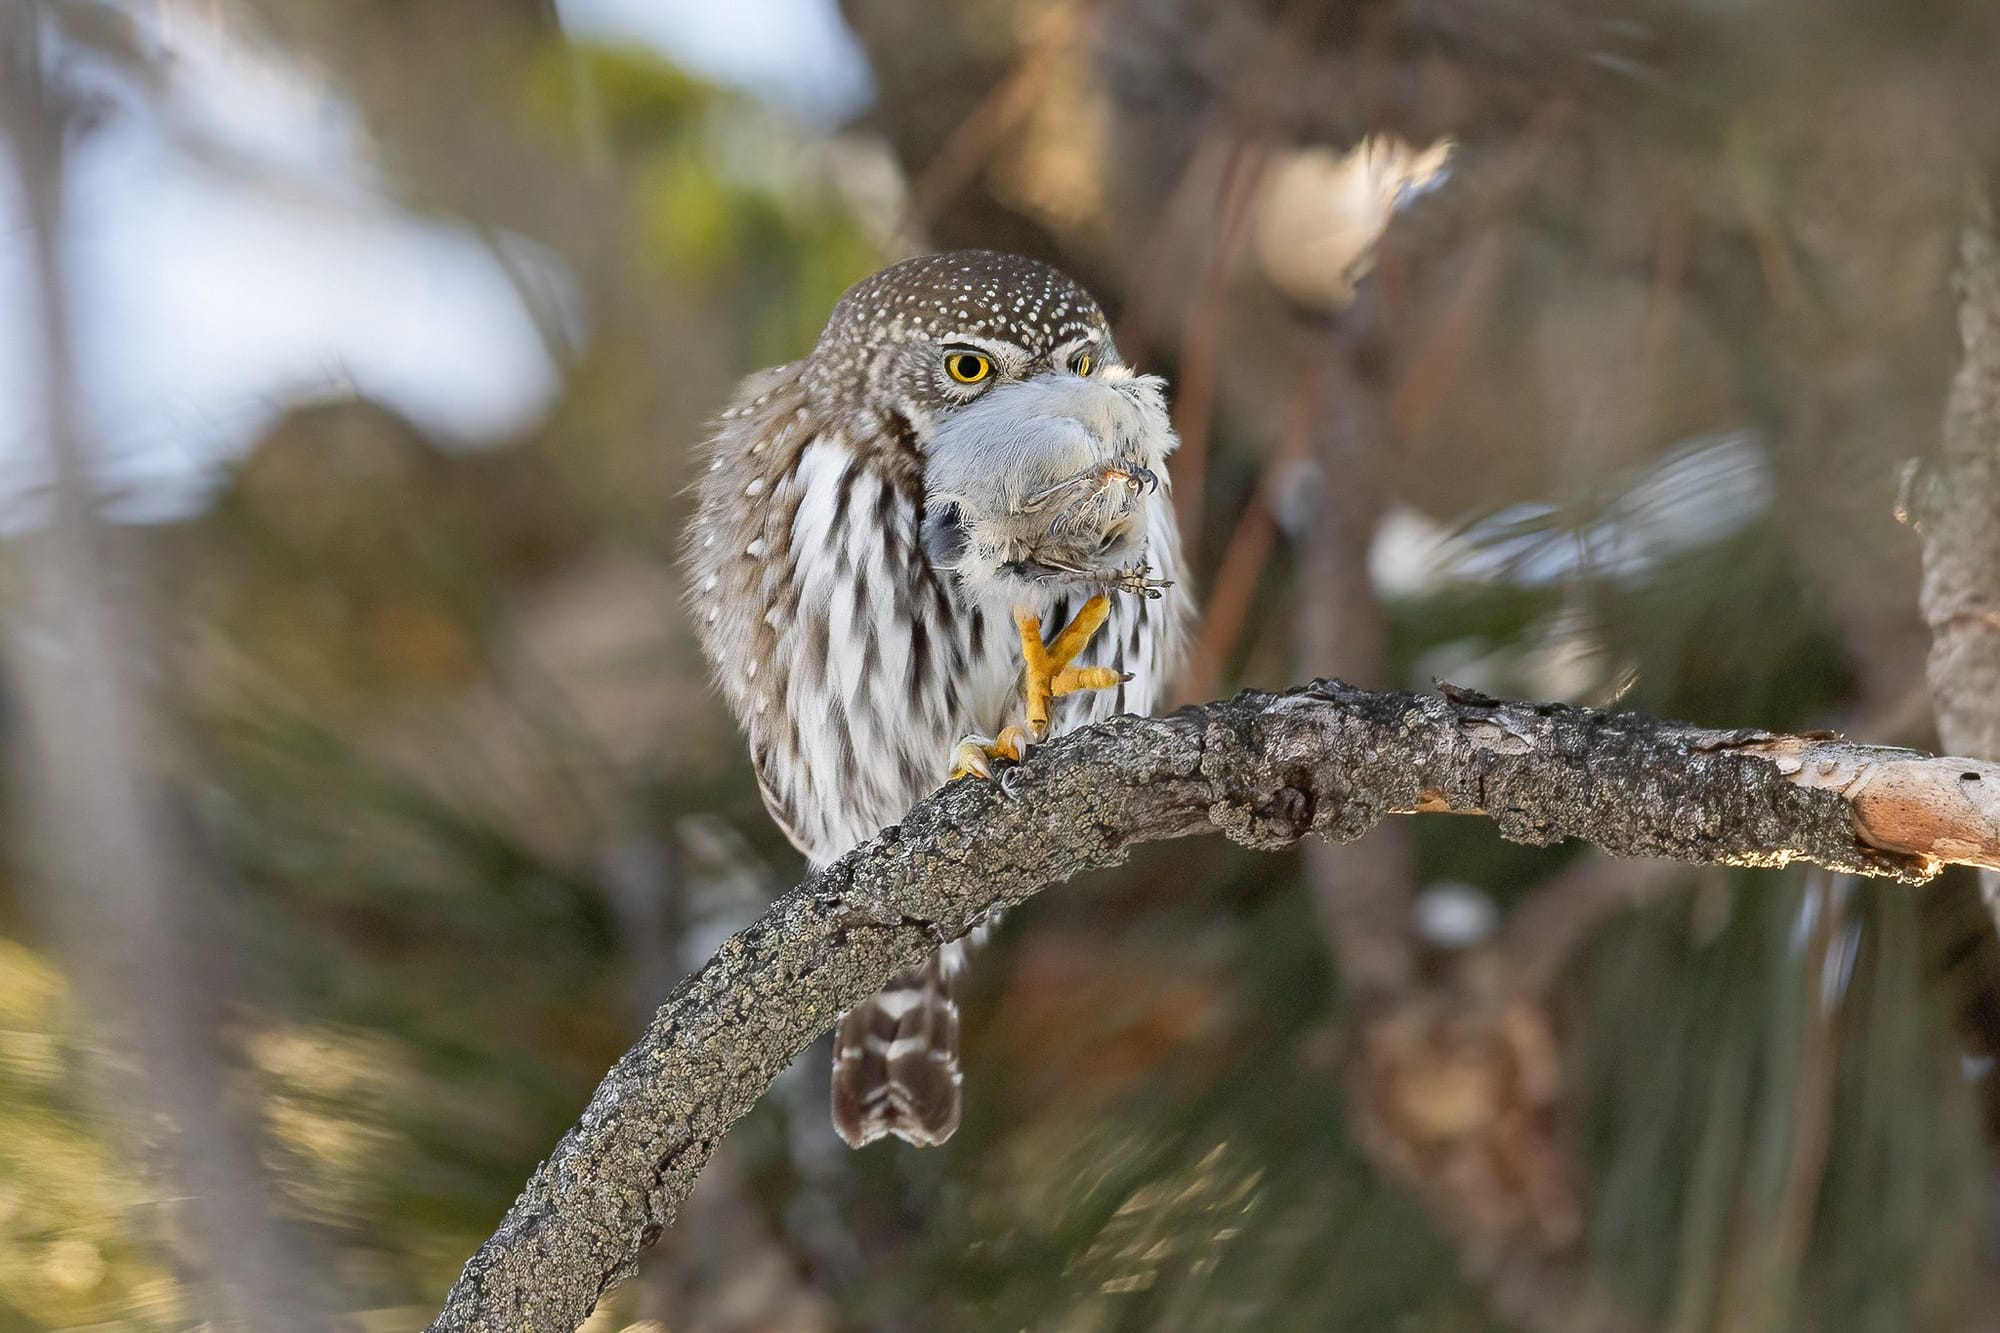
[685,251,1187,1147]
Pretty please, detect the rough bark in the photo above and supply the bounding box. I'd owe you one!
[430,681,2000,1332]
[1919,190,2000,925]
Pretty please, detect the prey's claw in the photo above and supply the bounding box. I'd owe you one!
[1052,562,1173,599]
[1108,563,1172,598]
[1085,460,1154,495]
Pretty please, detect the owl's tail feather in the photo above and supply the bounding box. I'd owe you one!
[831,937,972,1148]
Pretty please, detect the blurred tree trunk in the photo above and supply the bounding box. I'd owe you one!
[1919,189,2000,930]
[1292,329,1417,1003]
[0,6,331,1327]
[1294,333,1609,1329]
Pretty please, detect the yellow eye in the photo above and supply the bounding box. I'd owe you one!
[1073,352,1093,377]
[945,351,992,384]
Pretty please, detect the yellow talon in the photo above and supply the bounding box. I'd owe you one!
[1017,594,1126,738]
[1053,665,1124,695]
[950,725,1033,781]
[948,596,1126,782]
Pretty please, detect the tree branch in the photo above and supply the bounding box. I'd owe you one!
[429,681,2000,1332]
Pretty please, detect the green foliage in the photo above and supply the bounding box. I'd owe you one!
[1572,877,1981,1333]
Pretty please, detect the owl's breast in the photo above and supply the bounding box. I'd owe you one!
[692,407,1184,865]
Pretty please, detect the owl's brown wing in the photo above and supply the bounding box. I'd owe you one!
[688,376,993,860]
[688,381,1005,1148]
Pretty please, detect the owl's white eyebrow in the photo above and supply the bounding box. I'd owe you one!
[937,334,1023,361]
[1051,333,1105,363]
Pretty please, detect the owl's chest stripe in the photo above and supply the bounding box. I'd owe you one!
[733,433,1182,863]
[828,453,863,534]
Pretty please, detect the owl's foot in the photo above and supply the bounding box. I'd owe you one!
[946,596,1128,782]
[949,725,1034,781]
[1018,594,1129,738]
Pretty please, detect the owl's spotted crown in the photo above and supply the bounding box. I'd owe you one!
[814,250,1109,358]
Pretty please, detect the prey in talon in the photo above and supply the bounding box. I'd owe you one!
[922,371,1186,779]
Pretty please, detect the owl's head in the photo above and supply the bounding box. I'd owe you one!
[804,250,1122,433]
[800,251,1174,604]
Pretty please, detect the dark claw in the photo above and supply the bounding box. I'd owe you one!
[1100,461,1156,495]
